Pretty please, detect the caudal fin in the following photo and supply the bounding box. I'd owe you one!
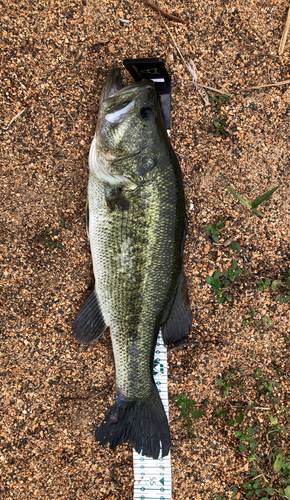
[95,385,171,459]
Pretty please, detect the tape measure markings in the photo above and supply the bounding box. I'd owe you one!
[133,332,172,500]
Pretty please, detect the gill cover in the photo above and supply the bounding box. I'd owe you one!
[89,69,159,188]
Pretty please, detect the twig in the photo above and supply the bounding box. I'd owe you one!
[0,107,27,131]
[274,488,289,499]
[252,473,268,483]
[176,152,188,159]
[161,17,188,66]
[188,59,210,106]
[244,79,290,90]
[161,21,210,106]
[61,383,114,402]
[197,83,231,96]
[279,6,290,55]
[86,483,97,493]
[161,20,230,101]
[254,406,271,411]
[252,473,265,481]
[143,0,187,24]
[64,107,74,121]
[167,341,196,353]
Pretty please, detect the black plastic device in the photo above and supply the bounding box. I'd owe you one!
[123,58,171,129]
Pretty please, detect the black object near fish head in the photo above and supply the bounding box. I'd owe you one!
[123,57,171,129]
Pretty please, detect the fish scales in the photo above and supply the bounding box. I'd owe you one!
[89,149,183,398]
[73,68,192,459]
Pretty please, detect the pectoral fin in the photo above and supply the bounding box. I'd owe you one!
[105,186,130,211]
[161,269,192,346]
[73,289,107,345]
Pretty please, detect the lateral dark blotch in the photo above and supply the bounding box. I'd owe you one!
[105,186,130,211]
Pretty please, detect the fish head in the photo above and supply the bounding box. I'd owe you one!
[90,68,165,187]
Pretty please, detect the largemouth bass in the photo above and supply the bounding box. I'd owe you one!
[73,68,192,459]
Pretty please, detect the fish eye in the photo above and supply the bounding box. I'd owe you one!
[140,107,154,120]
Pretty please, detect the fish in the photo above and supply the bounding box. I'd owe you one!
[73,68,192,459]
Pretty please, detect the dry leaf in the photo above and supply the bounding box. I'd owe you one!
[89,106,99,114]
[107,43,115,53]
[75,49,82,62]
[96,38,109,44]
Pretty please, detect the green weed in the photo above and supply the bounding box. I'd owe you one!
[209,94,229,107]
[243,307,255,326]
[229,241,242,252]
[257,278,272,292]
[235,427,259,459]
[216,373,233,396]
[227,411,244,427]
[271,279,283,291]
[205,270,232,304]
[267,415,287,439]
[253,368,263,378]
[241,453,290,499]
[216,371,244,397]
[223,185,279,218]
[276,273,290,302]
[223,260,245,281]
[242,308,273,329]
[43,228,64,249]
[258,317,273,327]
[215,408,230,420]
[257,271,290,302]
[172,394,202,437]
[205,216,224,242]
[213,367,289,499]
[276,293,290,303]
[210,487,237,500]
[206,260,245,304]
[212,115,229,136]
[258,380,280,396]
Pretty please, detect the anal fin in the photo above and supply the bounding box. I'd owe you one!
[161,269,192,346]
[73,289,107,345]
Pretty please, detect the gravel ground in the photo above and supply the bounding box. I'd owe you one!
[1,1,289,499]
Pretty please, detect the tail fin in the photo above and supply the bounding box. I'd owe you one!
[95,385,171,459]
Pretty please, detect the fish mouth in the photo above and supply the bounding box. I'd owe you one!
[101,68,155,103]
[101,68,123,101]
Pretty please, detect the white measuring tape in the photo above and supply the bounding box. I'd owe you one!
[133,332,172,500]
